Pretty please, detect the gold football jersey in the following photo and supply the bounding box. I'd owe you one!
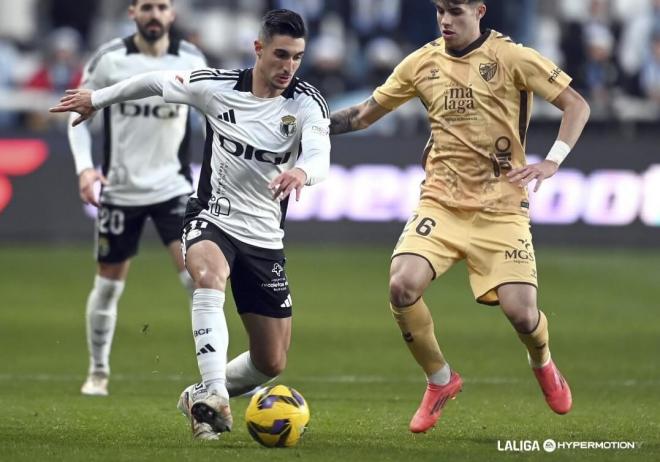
[373,30,572,215]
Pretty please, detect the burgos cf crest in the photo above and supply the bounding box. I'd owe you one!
[279,115,297,137]
[479,62,498,82]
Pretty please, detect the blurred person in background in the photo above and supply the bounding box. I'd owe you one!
[46,0,100,43]
[304,35,351,99]
[640,31,660,103]
[0,38,19,128]
[64,0,206,398]
[350,0,402,44]
[561,0,621,94]
[580,24,620,116]
[618,0,660,95]
[24,27,83,93]
[330,0,590,434]
[23,27,84,130]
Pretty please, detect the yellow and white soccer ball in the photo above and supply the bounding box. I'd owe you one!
[245,384,310,448]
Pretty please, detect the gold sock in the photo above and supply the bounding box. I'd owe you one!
[391,298,446,375]
[517,310,550,367]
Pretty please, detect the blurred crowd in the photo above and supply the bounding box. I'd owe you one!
[1,0,660,132]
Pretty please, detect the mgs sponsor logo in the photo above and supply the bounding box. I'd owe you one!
[443,85,475,114]
[505,239,535,262]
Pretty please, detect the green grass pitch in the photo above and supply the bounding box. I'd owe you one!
[0,244,658,461]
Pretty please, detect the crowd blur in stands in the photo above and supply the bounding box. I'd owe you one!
[1,0,659,132]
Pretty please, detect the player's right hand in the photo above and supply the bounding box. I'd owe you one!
[78,168,108,207]
[49,89,96,126]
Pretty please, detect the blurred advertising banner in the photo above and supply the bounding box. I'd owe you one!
[0,123,658,246]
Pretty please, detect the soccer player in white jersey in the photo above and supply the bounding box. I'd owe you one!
[52,9,330,440]
[66,0,206,397]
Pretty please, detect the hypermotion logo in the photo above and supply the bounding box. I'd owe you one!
[0,140,48,213]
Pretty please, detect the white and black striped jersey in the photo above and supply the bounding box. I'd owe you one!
[161,68,331,249]
[78,36,206,206]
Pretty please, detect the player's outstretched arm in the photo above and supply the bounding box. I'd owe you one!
[329,97,391,135]
[507,86,590,192]
[50,71,173,126]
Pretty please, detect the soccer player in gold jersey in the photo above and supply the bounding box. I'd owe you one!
[330,0,590,433]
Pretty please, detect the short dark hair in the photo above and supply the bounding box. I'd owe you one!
[131,0,174,5]
[259,9,307,43]
[432,0,485,5]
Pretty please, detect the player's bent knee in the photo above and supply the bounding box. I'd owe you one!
[194,271,228,291]
[389,274,422,308]
[501,303,539,333]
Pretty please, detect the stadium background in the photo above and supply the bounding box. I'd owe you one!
[0,1,658,461]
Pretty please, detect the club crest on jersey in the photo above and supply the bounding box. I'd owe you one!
[479,62,498,82]
[279,115,297,137]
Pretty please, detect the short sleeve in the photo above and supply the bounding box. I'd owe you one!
[372,52,418,110]
[506,45,572,102]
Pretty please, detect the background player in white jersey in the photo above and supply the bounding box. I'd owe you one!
[52,9,330,440]
[67,0,206,397]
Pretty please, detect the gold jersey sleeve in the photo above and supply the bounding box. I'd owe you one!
[372,48,423,110]
[503,43,572,103]
[370,31,573,216]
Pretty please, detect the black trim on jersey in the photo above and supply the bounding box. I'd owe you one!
[234,68,254,92]
[121,35,181,55]
[446,29,491,58]
[190,68,240,83]
[519,91,529,146]
[123,35,140,54]
[102,107,112,176]
[279,196,290,230]
[197,118,214,207]
[281,77,298,100]
[87,40,124,74]
[233,68,298,99]
[167,37,181,56]
[294,84,329,118]
[178,111,192,183]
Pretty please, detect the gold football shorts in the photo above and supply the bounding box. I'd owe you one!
[393,201,538,305]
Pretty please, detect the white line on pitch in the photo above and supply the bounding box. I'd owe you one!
[0,373,657,387]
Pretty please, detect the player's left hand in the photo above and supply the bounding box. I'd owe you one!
[507,159,559,192]
[269,168,307,202]
[49,88,96,126]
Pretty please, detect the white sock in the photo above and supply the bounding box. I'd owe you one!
[86,275,125,376]
[226,351,276,397]
[178,270,195,305]
[192,288,229,399]
[427,363,451,386]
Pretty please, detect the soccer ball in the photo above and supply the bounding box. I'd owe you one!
[245,384,310,448]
